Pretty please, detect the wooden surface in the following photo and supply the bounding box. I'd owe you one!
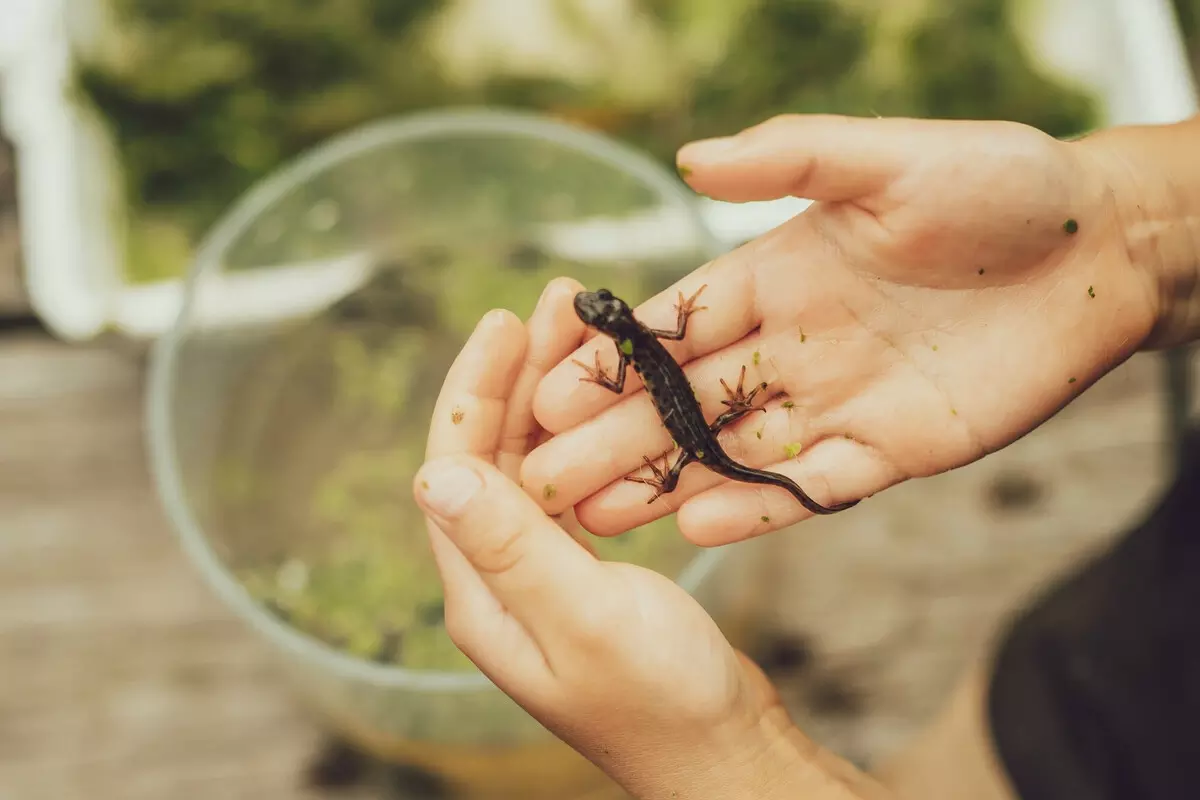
[0,335,353,800]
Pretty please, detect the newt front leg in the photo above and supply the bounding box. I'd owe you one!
[572,348,630,393]
[646,285,708,341]
[710,365,769,432]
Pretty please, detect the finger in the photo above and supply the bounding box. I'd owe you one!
[676,113,923,205]
[532,257,762,434]
[422,308,542,684]
[427,309,528,462]
[494,277,600,558]
[674,437,902,546]
[414,455,608,653]
[497,276,590,482]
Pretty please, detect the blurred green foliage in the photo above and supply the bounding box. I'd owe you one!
[1174,0,1200,73]
[75,0,1104,283]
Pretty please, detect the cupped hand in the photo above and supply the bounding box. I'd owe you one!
[519,114,1162,546]
[412,278,804,798]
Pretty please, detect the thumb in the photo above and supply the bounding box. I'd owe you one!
[414,455,605,635]
[677,113,922,204]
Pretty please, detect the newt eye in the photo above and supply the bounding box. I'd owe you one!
[596,288,613,300]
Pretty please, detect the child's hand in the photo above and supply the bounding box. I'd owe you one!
[414,279,881,799]
[522,115,1164,545]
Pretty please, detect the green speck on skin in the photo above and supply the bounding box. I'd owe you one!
[420,480,430,490]
[799,327,807,343]
[951,408,957,416]
[784,443,803,459]
[619,338,634,356]
[1088,285,1095,298]
[543,484,557,499]
[782,400,795,410]
[760,515,770,523]
[1068,377,1077,384]
[755,429,763,440]
[1064,218,1079,234]
[932,344,938,351]
[695,449,705,459]
[752,350,761,365]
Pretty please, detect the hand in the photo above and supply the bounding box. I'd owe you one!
[414,279,852,799]
[519,113,1166,546]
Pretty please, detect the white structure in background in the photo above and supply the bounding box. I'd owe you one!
[0,0,1195,341]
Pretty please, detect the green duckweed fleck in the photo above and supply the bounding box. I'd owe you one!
[1064,218,1079,234]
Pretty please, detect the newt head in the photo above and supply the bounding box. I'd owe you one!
[573,288,634,336]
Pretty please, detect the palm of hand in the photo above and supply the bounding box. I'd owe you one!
[522,118,1158,545]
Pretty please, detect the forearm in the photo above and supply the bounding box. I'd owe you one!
[1073,114,1200,349]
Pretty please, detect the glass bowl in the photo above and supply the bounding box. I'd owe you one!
[146,107,764,799]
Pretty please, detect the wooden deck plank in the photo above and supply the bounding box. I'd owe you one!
[0,334,345,800]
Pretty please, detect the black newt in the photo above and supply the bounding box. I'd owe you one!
[571,286,857,516]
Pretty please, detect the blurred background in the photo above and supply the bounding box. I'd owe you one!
[1,0,1199,798]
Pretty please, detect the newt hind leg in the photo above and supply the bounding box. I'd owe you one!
[625,451,695,503]
[710,365,769,432]
[648,284,708,341]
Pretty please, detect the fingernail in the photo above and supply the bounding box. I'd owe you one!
[418,460,484,520]
[679,136,741,161]
[479,308,508,330]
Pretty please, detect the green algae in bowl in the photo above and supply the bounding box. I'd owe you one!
[147,108,745,799]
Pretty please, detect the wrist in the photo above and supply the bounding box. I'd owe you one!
[641,708,889,800]
[1071,117,1200,349]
